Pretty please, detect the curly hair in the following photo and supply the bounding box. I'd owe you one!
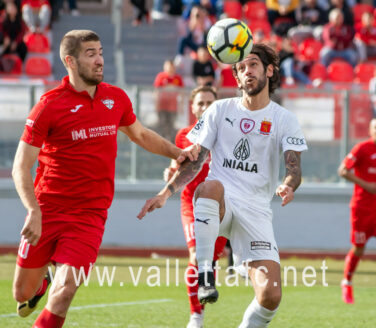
[232,43,280,94]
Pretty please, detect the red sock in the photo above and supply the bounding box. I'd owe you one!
[344,249,360,282]
[33,308,65,328]
[186,263,204,314]
[35,278,48,296]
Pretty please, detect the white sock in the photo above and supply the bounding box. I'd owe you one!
[194,198,220,273]
[238,298,278,328]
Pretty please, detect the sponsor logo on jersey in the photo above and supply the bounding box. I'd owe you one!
[196,218,210,225]
[222,158,258,173]
[368,167,376,174]
[194,118,204,131]
[234,138,250,160]
[371,153,376,160]
[250,241,271,250]
[102,99,115,110]
[26,119,34,127]
[260,119,272,135]
[286,137,306,145]
[71,129,88,141]
[225,117,236,126]
[70,104,84,113]
[240,118,255,134]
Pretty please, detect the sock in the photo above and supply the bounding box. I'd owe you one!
[33,308,65,328]
[344,249,360,282]
[186,263,204,314]
[238,298,278,328]
[35,278,48,296]
[194,198,220,273]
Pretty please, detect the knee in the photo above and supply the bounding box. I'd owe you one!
[258,288,281,311]
[13,285,34,303]
[195,180,224,201]
[188,247,197,265]
[353,246,365,257]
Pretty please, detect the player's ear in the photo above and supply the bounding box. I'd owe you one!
[266,64,274,78]
[232,67,241,88]
[65,55,76,69]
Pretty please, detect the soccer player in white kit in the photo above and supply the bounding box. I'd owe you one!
[138,43,308,328]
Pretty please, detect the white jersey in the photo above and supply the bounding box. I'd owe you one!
[187,97,308,205]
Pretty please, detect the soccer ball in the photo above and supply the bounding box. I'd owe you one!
[207,18,253,64]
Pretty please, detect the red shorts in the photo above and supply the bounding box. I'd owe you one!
[181,198,227,261]
[350,206,376,246]
[17,209,106,274]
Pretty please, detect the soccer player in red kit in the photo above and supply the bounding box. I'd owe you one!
[12,29,199,328]
[164,86,227,328]
[338,118,376,304]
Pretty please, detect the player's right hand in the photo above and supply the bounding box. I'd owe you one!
[366,182,376,194]
[21,209,42,246]
[137,194,169,219]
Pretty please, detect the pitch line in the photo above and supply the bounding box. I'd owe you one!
[0,299,173,318]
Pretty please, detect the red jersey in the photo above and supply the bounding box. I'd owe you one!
[153,72,183,112]
[175,124,210,203]
[21,76,136,211]
[343,138,376,208]
[21,0,50,9]
[355,22,376,45]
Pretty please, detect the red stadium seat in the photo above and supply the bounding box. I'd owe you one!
[223,1,242,19]
[297,38,323,62]
[309,62,327,81]
[25,56,52,77]
[24,33,50,53]
[327,60,354,82]
[353,3,373,23]
[354,62,376,83]
[0,54,22,75]
[248,20,272,38]
[243,1,267,22]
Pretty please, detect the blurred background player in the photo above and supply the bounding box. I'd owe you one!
[12,29,198,328]
[338,118,376,304]
[138,43,308,328]
[164,85,227,328]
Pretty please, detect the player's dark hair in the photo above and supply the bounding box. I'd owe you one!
[232,43,280,94]
[60,30,100,67]
[190,85,218,102]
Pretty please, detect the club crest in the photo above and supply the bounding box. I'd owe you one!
[240,118,255,134]
[102,99,114,110]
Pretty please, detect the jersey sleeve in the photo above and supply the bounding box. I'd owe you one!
[186,104,218,150]
[280,111,308,153]
[119,91,137,127]
[343,143,361,170]
[21,100,51,148]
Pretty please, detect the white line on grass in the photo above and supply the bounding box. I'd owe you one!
[0,299,172,318]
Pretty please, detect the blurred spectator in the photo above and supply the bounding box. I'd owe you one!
[296,0,327,27]
[217,63,237,88]
[320,8,357,67]
[130,0,150,26]
[369,67,376,116]
[21,0,51,33]
[354,12,376,63]
[266,0,299,36]
[279,36,312,85]
[328,0,353,26]
[182,0,216,21]
[192,46,215,86]
[153,60,184,141]
[0,1,27,61]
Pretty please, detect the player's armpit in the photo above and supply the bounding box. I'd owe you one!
[167,145,210,195]
[283,150,302,191]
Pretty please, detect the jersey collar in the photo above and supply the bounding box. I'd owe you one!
[62,75,103,99]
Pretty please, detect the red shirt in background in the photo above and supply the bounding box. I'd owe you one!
[21,0,50,8]
[343,138,376,209]
[322,23,355,50]
[153,71,183,112]
[21,76,136,212]
[355,22,376,45]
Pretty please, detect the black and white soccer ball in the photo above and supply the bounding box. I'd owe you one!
[207,18,253,64]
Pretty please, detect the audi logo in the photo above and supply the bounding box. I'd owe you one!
[286,137,305,145]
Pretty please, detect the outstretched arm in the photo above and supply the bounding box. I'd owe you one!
[137,146,210,219]
[276,150,302,206]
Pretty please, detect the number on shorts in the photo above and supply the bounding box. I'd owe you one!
[18,236,30,259]
[184,222,195,243]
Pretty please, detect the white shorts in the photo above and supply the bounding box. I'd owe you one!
[219,195,280,271]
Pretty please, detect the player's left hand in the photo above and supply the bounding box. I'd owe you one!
[276,184,294,206]
[137,194,169,219]
[176,144,200,164]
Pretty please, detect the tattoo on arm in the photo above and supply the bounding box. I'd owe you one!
[283,150,302,191]
[166,146,210,195]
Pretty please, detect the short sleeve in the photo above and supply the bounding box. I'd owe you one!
[21,100,51,148]
[187,103,218,150]
[343,143,361,170]
[281,111,308,153]
[119,91,137,127]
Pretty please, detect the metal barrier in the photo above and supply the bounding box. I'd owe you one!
[0,82,374,182]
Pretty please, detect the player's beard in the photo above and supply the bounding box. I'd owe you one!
[241,73,267,97]
[77,60,103,86]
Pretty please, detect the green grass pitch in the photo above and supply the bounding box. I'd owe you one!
[0,255,375,327]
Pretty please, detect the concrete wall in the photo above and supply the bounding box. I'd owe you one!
[1,180,376,251]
